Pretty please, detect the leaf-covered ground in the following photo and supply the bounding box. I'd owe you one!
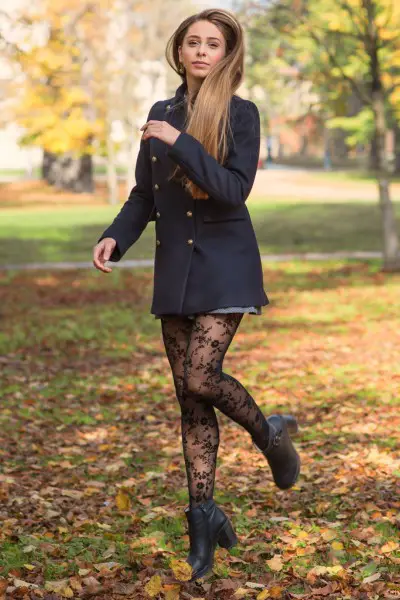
[0,260,399,599]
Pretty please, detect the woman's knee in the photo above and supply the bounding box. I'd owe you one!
[184,371,221,398]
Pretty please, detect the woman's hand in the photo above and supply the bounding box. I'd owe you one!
[140,120,181,146]
[93,238,117,273]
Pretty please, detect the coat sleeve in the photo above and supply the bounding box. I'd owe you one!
[96,104,158,262]
[166,99,260,209]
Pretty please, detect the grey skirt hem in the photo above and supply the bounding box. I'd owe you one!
[154,305,262,320]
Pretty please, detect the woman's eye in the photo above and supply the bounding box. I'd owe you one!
[188,42,219,48]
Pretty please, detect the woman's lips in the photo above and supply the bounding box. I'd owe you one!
[192,62,208,67]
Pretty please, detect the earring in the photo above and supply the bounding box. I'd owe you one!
[178,61,185,74]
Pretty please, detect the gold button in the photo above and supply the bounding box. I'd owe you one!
[187,239,193,245]
[186,211,192,217]
[152,156,157,162]
[154,184,159,190]
[156,211,160,218]
[156,240,161,246]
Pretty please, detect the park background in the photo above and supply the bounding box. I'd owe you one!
[0,0,399,599]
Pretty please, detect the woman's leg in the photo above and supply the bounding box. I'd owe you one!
[183,313,270,450]
[160,316,220,508]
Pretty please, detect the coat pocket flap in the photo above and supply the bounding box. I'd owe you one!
[203,206,248,222]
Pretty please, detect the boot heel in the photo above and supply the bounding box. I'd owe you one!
[217,519,238,550]
[283,414,298,435]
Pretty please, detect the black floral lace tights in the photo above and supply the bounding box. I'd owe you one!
[160,313,270,508]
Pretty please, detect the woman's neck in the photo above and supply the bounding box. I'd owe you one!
[185,77,202,103]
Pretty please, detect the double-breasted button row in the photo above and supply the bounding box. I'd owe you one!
[156,239,193,246]
[154,210,191,218]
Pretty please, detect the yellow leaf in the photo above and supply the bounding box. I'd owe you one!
[331,541,344,551]
[144,574,163,597]
[115,488,131,511]
[169,558,193,582]
[163,584,181,600]
[270,586,285,598]
[44,581,74,597]
[256,589,270,599]
[22,564,36,570]
[381,541,399,553]
[327,566,345,576]
[307,565,345,580]
[331,486,349,495]
[234,588,249,598]
[321,529,338,541]
[266,555,283,571]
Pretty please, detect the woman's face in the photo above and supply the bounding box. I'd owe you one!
[178,20,226,82]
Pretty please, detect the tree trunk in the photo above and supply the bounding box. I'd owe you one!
[41,145,94,192]
[364,0,400,271]
[368,132,380,171]
[106,135,119,206]
[394,123,400,174]
[323,123,332,170]
[299,134,308,156]
[331,129,349,161]
[373,89,400,271]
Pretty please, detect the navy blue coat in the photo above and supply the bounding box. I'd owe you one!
[97,80,269,316]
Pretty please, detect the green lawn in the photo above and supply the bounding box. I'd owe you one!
[1,198,399,265]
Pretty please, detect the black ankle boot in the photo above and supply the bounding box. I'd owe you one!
[184,498,238,581]
[252,414,301,490]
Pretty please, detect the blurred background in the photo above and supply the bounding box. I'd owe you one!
[0,0,399,269]
[1,2,399,597]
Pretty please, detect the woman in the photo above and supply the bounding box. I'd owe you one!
[93,8,300,582]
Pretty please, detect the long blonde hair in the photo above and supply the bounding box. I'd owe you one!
[165,9,245,199]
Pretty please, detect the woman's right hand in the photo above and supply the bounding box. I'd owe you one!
[93,238,117,273]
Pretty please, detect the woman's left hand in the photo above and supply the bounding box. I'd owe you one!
[140,120,181,146]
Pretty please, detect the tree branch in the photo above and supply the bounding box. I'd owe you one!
[307,28,372,106]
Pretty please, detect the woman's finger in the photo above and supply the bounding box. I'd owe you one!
[93,244,112,273]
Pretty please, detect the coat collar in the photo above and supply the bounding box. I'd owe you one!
[173,79,188,103]
[165,79,188,114]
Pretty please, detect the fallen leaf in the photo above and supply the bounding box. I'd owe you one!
[115,488,131,511]
[266,555,283,571]
[144,574,163,597]
[170,558,193,582]
[362,572,381,584]
[331,541,344,551]
[381,541,399,554]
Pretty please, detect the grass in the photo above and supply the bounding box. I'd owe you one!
[1,200,399,265]
[1,173,400,265]
[0,260,399,598]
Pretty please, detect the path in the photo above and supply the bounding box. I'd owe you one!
[0,251,383,271]
[251,168,400,201]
